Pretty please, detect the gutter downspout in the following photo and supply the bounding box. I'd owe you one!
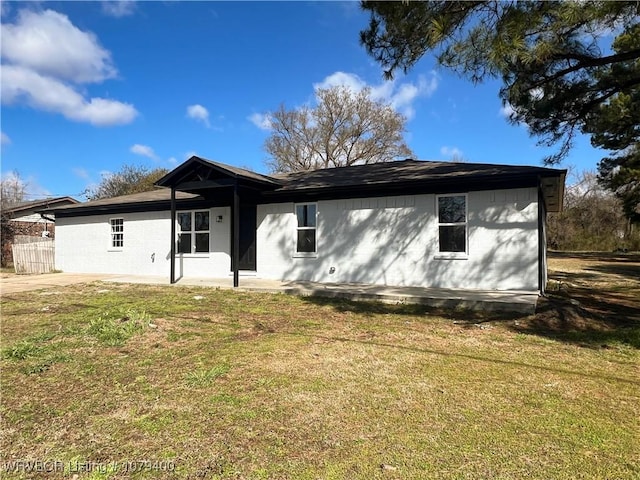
[537,177,546,295]
[170,187,176,284]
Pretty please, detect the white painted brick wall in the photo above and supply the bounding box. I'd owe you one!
[56,187,540,291]
[257,187,539,291]
[55,207,232,278]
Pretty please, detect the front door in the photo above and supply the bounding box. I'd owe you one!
[238,205,256,271]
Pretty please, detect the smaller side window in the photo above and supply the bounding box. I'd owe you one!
[437,195,467,254]
[295,203,317,253]
[110,218,124,248]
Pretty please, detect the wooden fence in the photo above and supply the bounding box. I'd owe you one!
[12,236,55,274]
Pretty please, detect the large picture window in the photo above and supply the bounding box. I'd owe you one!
[296,203,316,253]
[437,195,467,254]
[177,211,210,254]
[110,218,123,249]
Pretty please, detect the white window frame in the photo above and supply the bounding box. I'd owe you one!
[109,218,124,250]
[176,210,211,256]
[294,203,317,258]
[435,194,468,259]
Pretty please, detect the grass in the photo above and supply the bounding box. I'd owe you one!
[1,254,639,479]
[185,363,231,387]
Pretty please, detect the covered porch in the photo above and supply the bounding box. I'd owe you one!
[155,156,282,287]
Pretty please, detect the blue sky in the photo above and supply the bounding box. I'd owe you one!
[1,1,609,201]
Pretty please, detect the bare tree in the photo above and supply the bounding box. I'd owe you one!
[0,171,27,209]
[547,170,639,251]
[84,164,169,200]
[1,171,30,267]
[264,86,414,173]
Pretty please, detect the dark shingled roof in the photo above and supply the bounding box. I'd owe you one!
[47,158,566,215]
[271,159,562,192]
[155,156,281,188]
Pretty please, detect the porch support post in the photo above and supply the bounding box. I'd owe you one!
[170,186,176,284]
[232,181,240,288]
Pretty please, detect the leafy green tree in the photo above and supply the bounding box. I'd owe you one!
[360,1,640,220]
[84,164,169,200]
[264,86,413,173]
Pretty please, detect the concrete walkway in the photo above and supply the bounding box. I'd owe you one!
[1,272,538,314]
[0,273,117,295]
[103,275,539,314]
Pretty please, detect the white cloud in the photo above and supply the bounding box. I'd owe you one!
[313,71,439,120]
[184,151,198,160]
[1,64,137,126]
[167,157,178,166]
[248,113,272,131]
[101,1,136,18]
[186,104,210,127]
[0,9,137,126]
[315,71,367,93]
[440,146,463,159]
[1,131,11,145]
[72,167,90,180]
[249,71,438,132]
[1,9,117,83]
[130,144,159,160]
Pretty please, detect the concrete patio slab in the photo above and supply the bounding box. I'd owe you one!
[103,275,538,314]
[0,273,117,295]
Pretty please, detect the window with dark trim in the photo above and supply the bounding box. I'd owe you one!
[177,211,210,254]
[437,195,467,254]
[110,218,123,248]
[296,203,316,253]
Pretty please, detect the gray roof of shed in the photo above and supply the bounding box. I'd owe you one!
[2,196,79,214]
[46,189,199,210]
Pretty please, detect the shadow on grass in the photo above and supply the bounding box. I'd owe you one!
[586,263,640,280]
[282,319,640,386]
[298,294,525,322]
[298,292,640,351]
[549,251,640,263]
[514,294,640,350]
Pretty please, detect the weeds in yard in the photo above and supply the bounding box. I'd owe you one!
[2,307,150,375]
[86,308,148,346]
[2,334,72,374]
[2,339,44,360]
[185,363,230,387]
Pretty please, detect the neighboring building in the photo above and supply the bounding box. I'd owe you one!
[1,197,79,266]
[47,157,565,293]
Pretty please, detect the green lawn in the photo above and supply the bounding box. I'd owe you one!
[1,255,639,479]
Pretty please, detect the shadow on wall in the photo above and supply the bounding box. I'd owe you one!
[273,196,538,291]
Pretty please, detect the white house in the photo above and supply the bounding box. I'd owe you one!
[48,157,565,293]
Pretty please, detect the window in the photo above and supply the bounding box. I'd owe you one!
[437,195,467,254]
[110,218,123,248]
[296,203,316,253]
[177,211,210,254]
